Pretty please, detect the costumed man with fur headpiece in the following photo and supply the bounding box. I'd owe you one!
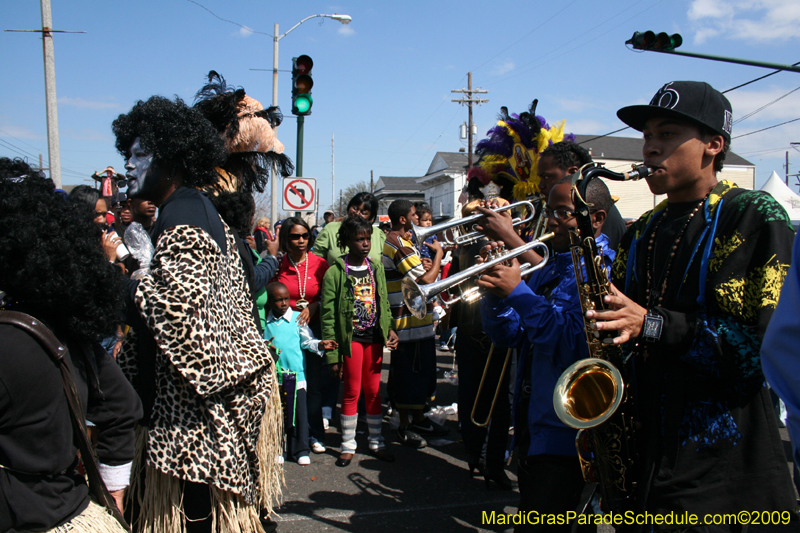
[193,71,296,335]
[113,96,283,533]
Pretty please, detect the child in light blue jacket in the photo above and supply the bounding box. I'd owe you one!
[264,282,336,465]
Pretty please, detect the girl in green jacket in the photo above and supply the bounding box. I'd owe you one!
[321,216,398,467]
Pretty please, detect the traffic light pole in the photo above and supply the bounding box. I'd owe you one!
[293,115,306,217]
[296,115,304,178]
[646,48,800,74]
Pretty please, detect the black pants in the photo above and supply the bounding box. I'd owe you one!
[306,324,338,444]
[516,454,594,533]
[287,388,310,461]
[455,331,511,470]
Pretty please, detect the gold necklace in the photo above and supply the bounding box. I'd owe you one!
[288,252,309,309]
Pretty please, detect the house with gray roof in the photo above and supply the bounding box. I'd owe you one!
[373,176,426,216]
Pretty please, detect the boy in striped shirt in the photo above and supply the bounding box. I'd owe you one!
[383,199,448,448]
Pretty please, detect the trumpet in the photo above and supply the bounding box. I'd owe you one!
[412,200,537,249]
[402,232,554,319]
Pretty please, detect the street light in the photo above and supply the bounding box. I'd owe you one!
[269,13,352,224]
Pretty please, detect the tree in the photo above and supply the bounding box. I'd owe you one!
[331,180,370,217]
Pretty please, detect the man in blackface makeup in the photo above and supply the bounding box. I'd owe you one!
[113,96,282,533]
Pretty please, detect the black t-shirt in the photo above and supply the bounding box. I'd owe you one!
[348,264,383,344]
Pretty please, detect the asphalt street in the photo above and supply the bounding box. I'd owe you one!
[271,347,800,533]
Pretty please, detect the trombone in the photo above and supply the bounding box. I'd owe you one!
[412,200,537,249]
[470,343,512,427]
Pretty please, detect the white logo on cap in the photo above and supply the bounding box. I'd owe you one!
[723,110,733,135]
[651,83,680,110]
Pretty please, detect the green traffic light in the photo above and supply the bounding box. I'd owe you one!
[295,94,313,114]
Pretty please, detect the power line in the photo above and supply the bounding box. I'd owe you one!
[732,117,800,140]
[578,127,631,145]
[469,1,578,74]
[721,61,800,94]
[184,0,272,37]
[578,61,800,145]
[733,85,800,125]
[482,0,662,87]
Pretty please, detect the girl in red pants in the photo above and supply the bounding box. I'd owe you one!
[321,216,399,466]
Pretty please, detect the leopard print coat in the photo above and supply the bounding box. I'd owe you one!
[119,223,275,504]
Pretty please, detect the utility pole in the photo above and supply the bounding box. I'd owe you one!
[331,133,335,214]
[5,0,84,188]
[786,151,790,185]
[452,72,489,169]
[370,170,374,193]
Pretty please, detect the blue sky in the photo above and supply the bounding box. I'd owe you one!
[3,0,800,208]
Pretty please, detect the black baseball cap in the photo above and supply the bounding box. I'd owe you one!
[617,81,732,142]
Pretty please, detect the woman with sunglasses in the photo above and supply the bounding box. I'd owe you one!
[274,217,331,456]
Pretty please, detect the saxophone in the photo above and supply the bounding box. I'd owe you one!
[552,162,650,514]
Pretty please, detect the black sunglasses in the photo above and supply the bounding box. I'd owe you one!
[289,232,310,240]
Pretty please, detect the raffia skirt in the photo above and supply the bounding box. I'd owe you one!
[45,500,126,533]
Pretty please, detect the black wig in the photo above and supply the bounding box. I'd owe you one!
[209,190,256,238]
[112,96,227,189]
[0,173,124,341]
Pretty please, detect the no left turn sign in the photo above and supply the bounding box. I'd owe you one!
[282,178,316,212]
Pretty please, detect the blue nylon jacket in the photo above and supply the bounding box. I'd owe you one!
[480,233,615,457]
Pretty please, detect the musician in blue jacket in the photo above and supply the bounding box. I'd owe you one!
[476,176,613,532]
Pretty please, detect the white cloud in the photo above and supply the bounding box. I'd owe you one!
[338,25,355,36]
[239,26,254,37]
[492,60,515,77]
[688,0,727,20]
[688,0,800,44]
[58,97,121,110]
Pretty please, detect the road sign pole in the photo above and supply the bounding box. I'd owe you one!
[296,114,305,178]
[295,115,305,216]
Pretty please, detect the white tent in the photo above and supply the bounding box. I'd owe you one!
[760,171,800,228]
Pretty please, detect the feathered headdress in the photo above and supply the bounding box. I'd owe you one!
[467,100,574,201]
[193,71,294,193]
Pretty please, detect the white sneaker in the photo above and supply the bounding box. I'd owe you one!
[297,456,311,465]
[276,455,285,464]
[323,418,330,430]
[311,441,326,454]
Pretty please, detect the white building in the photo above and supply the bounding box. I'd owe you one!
[415,152,469,218]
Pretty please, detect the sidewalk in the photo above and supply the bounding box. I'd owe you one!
[273,347,520,532]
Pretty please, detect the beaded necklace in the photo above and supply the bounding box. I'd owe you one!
[288,252,309,309]
[345,254,377,332]
[645,197,706,307]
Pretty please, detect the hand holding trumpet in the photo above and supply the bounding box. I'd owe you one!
[474,240,523,299]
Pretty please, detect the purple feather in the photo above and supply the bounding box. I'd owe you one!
[564,133,576,143]
[536,115,549,131]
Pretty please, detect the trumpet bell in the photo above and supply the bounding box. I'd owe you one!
[553,358,624,430]
[402,276,428,319]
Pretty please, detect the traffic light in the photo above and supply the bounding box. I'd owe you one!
[626,31,683,51]
[291,55,314,116]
